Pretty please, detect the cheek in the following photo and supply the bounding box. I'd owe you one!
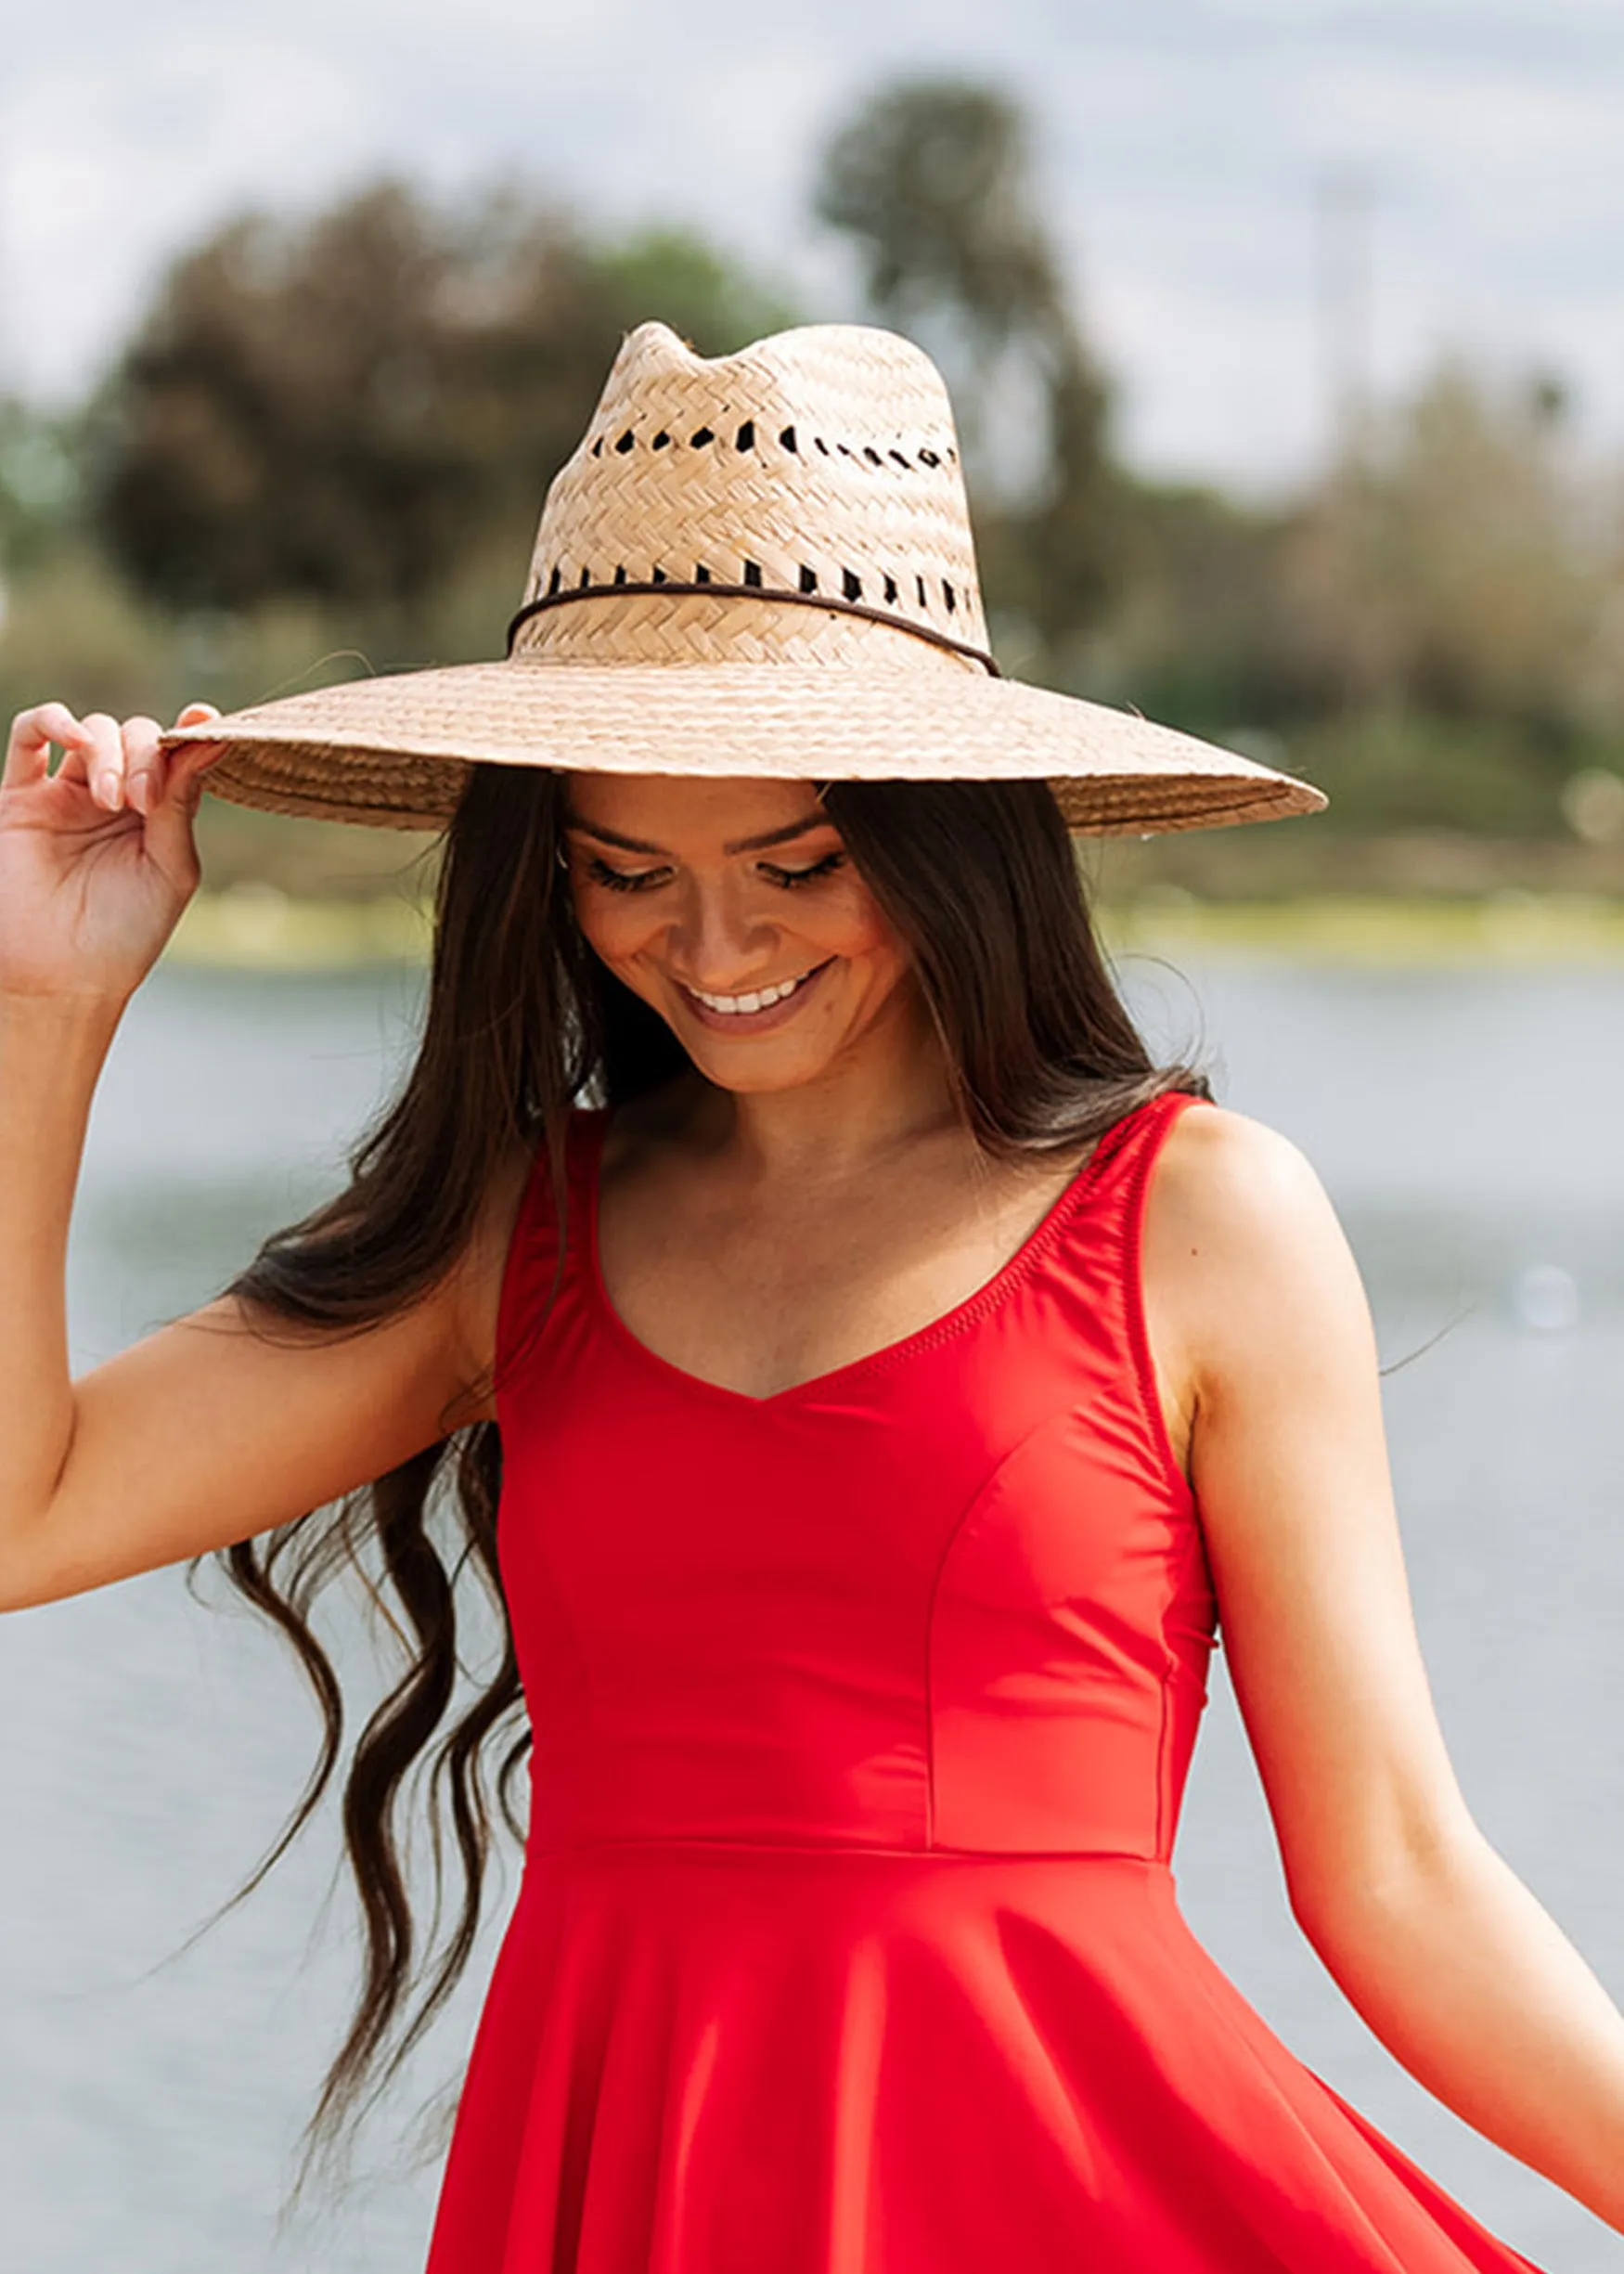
[570,874,909,1003]
[822,880,909,977]
[571,886,658,975]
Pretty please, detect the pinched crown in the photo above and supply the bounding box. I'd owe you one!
[513,322,989,663]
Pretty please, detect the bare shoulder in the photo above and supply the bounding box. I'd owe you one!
[1150,1096,1338,1244]
[1145,1100,1374,1402]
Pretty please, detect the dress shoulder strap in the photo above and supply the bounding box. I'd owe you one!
[1103,1087,1203,1319]
[495,1105,606,1388]
[969,1085,1202,1340]
[1074,1087,1203,1300]
[1036,1085,1200,1511]
[1081,1085,1200,1207]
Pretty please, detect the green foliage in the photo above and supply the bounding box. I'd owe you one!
[1288,707,1606,837]
[1082,481,1305,735]
[90,182,591,612]
[1073,482,1300,745]
[593,228,800,356]
[0,544,172,726]
[1282,362,1607,726]
[816,80,1064,367]
[1069,360,1624,846]
[0,528,540,742]
[86,185,800,621]
[0,400,84,572]
[816,77,1119,656]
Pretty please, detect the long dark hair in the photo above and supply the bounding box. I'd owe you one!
[215,762,1206,2174]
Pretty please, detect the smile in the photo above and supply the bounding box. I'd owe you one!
[679,960,831,1023]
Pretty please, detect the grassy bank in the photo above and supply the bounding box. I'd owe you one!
[1102,890,1624,966]
[171,885,432,969]
[166,884,1624,974]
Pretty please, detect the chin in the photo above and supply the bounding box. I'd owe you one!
[683,1040,834,1094]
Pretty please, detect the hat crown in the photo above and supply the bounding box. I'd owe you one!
[519,322,988,654]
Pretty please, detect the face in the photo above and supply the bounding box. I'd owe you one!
[561,773,919,1093]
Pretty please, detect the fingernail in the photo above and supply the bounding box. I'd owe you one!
[128,775,150,816]
[94,777,121,811]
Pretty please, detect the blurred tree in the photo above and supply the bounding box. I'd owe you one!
[1285,360,1604,726]
[594,227,799,360]
[1089,481,1306,740]
[92,183,604,614]
[814,78,1119,664]
[90,185,796,618]
[816,80,1064,392]
[0,399,84,574]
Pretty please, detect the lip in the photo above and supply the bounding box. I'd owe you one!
[675,958,834,1035]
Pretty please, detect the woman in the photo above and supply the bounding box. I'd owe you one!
[2,321,1621,2271]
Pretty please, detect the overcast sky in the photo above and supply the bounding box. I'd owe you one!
[6,0,1624,489]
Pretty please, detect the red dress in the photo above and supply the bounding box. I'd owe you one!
[426,1092,1545,2272]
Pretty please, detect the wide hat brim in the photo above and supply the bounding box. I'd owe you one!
[163,656,1325,835]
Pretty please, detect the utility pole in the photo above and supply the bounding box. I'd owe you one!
[1315,164,1375,468]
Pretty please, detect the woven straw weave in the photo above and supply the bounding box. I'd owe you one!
[162,322,1326,837]
[518,324,987,654]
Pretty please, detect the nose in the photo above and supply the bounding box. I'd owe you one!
[664,872,777,988]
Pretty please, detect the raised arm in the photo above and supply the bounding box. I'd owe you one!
[1144,1102,1624,2232]
[0,704,512,1615]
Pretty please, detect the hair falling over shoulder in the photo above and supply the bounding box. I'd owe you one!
[212,764,1207,2181]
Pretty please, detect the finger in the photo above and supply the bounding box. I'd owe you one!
[139,760,205,895]
[141,727,213,890]
[120,717,162,817]
[80,713,127,812]
[158,738,223,809]
[159,701,226,807]
[4,702,87,792]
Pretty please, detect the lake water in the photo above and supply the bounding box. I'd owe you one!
[3,954,1623,2272]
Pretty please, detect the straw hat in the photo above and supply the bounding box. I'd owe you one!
[161,321,1325,835]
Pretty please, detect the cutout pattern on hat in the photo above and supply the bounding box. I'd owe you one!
[514,324,988,660]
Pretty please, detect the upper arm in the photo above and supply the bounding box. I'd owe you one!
[1,1142,534,1612]
[1142,1103,1476,1934]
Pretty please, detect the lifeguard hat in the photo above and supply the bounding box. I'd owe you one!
[162,320,1325,835]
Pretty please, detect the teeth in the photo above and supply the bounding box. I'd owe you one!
[690,968,813,1015]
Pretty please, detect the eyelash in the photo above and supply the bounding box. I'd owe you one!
[766,851,846,890]
[584,851,846,895]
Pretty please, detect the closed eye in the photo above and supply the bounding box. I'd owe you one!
[760,850,846,888]
[583,849,847,894]
[585,856,673,894]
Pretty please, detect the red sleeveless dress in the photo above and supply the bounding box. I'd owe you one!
[426,1092,1545,2273]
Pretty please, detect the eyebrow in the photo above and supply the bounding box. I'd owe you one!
[563,811,836,858]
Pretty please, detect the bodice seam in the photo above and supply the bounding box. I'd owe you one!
[525,1835,1169,1866]
[920,1414,1084,1851]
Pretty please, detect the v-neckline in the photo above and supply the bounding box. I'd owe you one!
[579,1098,1161,1410]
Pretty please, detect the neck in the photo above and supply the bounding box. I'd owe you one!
[692,982,965,1185]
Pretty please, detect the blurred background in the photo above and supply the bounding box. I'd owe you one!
[11,0,1624,911]
[4,5,1624,2270]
